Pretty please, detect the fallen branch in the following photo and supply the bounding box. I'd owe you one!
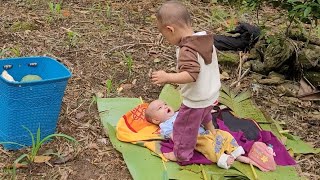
[238,51,243,82]
[230,68,251,87]
[107,44,136,54]
[230,52,247,87]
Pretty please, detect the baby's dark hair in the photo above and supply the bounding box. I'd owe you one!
[156,0,192,28]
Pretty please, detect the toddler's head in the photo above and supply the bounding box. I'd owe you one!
[156,0,193,45]
[145,99,175,125]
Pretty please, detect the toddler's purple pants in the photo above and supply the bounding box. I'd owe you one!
[173,104,213,162]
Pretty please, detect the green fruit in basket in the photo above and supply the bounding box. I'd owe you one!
[21,75,42,82]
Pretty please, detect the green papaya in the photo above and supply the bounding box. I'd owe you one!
[21,75,42,82]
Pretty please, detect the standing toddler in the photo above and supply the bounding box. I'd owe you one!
[151,0,221,162]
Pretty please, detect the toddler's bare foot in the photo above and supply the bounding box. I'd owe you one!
[227,156,235,166]
[163,152,177,162]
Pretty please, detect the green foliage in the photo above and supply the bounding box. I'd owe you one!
[286,0,319,22]
[283,133,320,154]
[97,93,301,180]
[0,126,77,179]
[10,21,35,32]
[219,84,268,122]
[217,0,262,12]
[210,8,229,23]
[210,8,230,27]
[67,30,80,47]
[159,84,183,111]
[266,34,281,44]
[284,0,320,35]
[219,0,244,7]
[1,164,20,180]
[10,47,21,57]
[122,53,133,78]
[218,0,319,35]
[89,95,97,112]
[47,2,62,22]
[232,161,300,180]
[217,51,240,64]
[242,0,263,9]
[209,4,242,30]
[0,47,21,58]
[105,1,111,18]
[106,79,113,97]
[49,2,61,14]
[226,16,238,31]
[91,1,112,18]
[316,25,320,38]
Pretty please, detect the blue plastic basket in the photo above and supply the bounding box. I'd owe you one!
[0,56,71,150]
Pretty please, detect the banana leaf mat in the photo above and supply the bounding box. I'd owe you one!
[97,85,317,180]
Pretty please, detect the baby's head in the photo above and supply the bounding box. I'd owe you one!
[156,0,192,45]
[145,99,175,125]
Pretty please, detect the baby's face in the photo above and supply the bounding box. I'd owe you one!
[148,100,175,124]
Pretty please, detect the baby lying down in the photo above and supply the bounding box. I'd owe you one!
[145,100,271,171]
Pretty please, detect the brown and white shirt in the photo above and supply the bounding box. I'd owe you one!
[176,31,221,108]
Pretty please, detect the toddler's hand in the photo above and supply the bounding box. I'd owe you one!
[151,70,169,85]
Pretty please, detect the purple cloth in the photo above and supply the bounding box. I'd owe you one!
[160,139,212,166]
[217,118,296,166]
[172,104,212,162]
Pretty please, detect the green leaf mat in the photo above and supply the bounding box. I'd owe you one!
[97,85,311,180]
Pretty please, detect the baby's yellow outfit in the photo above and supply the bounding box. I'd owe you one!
[196,130,245,169]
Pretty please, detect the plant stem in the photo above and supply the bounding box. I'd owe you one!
[256,5,259,25]
[286,16,294,37]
